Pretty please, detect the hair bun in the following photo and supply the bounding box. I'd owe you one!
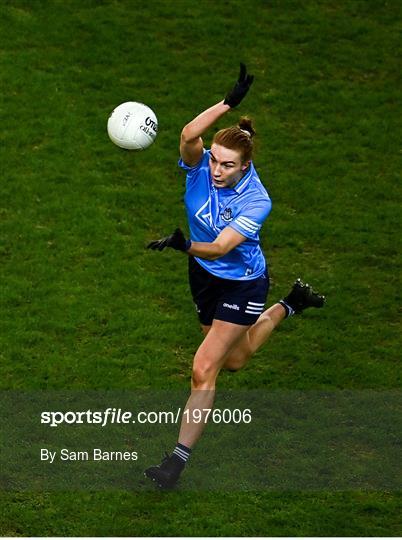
[238,116,256,138]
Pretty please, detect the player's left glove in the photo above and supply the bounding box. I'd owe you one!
[147,228,191,252]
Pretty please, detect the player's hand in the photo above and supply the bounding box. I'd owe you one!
[224,63,254,108]
[147,228,191,252]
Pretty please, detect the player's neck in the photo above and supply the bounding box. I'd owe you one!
[227,168,247,189]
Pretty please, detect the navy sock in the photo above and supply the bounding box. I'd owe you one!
[172,443,192,465]
[279,299,295,318]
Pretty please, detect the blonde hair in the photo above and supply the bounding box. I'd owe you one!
[212,117,256,162]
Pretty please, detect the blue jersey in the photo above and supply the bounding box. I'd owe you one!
[179,149,272,280]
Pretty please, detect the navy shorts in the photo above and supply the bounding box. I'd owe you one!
[188,256,269,326]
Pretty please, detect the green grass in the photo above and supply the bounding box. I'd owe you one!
[1,0,401,536]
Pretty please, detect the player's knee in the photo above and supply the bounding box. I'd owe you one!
[223,360,242,372]
[192,360,218,389]
[223,350,249,372]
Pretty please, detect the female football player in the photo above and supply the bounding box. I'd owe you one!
[145,64,324,488]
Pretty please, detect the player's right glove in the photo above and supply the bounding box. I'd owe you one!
[224,63,254,108]
[147,228,191,252]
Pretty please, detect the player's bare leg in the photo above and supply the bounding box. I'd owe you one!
[144,320,249,488]
[223,303,285,370]
[224,279,326,370]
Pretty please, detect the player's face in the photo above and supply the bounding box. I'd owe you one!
[209,144,249,189]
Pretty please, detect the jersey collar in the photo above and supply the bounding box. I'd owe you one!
[232,162,254,194]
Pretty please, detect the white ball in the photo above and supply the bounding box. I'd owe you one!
[107,101,158,150]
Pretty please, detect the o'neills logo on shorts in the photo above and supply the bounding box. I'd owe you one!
[223,303,240,311]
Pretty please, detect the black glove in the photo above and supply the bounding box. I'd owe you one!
[224,63,254,108]
[147,228,191,252]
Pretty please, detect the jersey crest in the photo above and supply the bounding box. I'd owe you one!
[221,207,233,222]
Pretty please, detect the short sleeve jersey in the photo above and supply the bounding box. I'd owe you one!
[179,149,272,280]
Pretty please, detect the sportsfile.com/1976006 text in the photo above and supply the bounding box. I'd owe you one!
[40,408,252,427]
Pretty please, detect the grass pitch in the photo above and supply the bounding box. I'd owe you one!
[1,0,401,536]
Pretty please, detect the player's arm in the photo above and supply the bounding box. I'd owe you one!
[180,101,230,167]
[147,227,246,260]
[187,226,246,260]
[180,63,254,167]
